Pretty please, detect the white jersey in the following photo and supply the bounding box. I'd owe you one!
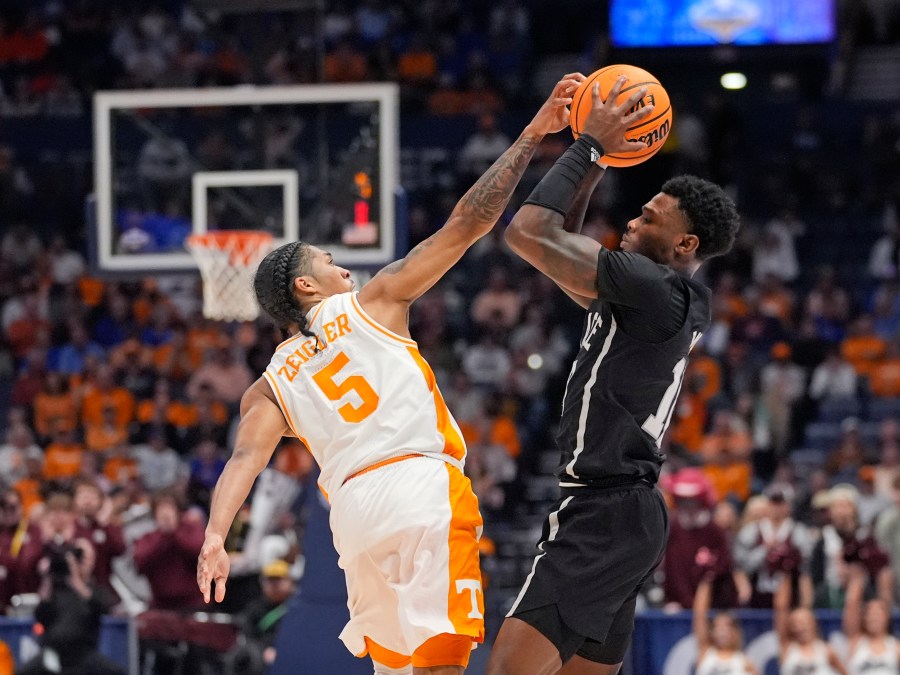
[782,641,836,675]
[696,648,753,675]
[264,292,467,499]
[849,637,899,675]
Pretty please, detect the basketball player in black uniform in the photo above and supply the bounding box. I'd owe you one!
[486,76,741,675]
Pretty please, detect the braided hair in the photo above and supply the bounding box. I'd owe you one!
[254,241,319,342]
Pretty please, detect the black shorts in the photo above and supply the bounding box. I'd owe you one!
[507,481,668,665]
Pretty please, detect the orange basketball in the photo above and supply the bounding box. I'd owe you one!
[569,64,672,168]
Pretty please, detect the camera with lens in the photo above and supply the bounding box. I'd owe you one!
[45,538,84,584]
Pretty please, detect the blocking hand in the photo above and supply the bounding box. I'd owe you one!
[528,72,587,136]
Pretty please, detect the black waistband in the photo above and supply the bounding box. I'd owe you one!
[559,475,656,492]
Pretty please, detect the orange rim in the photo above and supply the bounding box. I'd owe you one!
[187,230,274,265]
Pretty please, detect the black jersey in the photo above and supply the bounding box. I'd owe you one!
[555,248,711,485]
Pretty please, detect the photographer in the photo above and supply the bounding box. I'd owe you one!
[810,484,892,609]
[18,537,125,675]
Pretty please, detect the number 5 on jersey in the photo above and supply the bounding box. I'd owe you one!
[312,351,380,423]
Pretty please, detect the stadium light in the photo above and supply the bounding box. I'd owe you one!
[720,72,748,90]
[527,354,544,370]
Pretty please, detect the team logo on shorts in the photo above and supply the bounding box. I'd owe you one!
[455,579,483,619]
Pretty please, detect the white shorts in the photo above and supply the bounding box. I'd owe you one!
[329,454,484,662]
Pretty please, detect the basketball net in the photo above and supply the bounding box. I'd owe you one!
[186,231,274,322]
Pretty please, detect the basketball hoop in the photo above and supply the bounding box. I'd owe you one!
[186,231,275,322]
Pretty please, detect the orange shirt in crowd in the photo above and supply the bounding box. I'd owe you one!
[0,638,14,675]
[153,342,202,378]
[137,399,228,428]
[669,391,707,453]
[43,441,84,481]
[274,440,315,480]
[77,277,105,308]
[14,477,43,516]
[397,50,437,83]
[108,338,153,371]
[698,430,753,501]
[460,416,521,458]
[85,424,129,453]
[687,355,721,402]
[81,387,135,428]
[131,296,153,326]
[104,456,138,486]
[187,326,222,360]
[427,86,504,117]
[842,335,887,377]
[136,400,179,426]
[702,463,752,503]
[489,417,521,458]
[33,391,78,437]
[178,401,229,427]
[716,292,749,325]
[758,288,794,326]
[870,358,900,397]
[324,49,368,82]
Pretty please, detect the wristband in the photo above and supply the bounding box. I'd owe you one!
[522,135,606,216]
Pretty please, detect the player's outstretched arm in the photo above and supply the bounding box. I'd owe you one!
[358,74,584,313]
[198,376,289,603]
[505,76,653,298]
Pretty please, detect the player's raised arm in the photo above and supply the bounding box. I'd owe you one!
[505,76,654,298]
[198,376,289,603]
[553,162,606,308]
[358,74,585,312]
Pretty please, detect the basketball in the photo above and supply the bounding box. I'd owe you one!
[569,64,672,168]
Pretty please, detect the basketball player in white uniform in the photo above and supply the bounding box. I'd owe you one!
[196,74,600,675]
[692,575,757,675]
[844,564,899,675]
[776,574,847,675]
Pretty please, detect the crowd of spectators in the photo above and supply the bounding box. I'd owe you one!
[0,1,897,118]
[0,0,899,671]
[0,0,536,117]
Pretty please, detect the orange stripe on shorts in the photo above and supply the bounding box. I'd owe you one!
[364,637,411,668]
[444,463,485,644]
[412,633,473,668]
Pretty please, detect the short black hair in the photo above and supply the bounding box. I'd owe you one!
[661,175,740,261]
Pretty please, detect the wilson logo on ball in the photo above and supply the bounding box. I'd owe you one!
[637,118,670,148]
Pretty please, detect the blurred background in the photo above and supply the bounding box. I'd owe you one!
[0,0,898,673]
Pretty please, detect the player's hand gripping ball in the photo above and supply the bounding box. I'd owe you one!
[570,64,672,168]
